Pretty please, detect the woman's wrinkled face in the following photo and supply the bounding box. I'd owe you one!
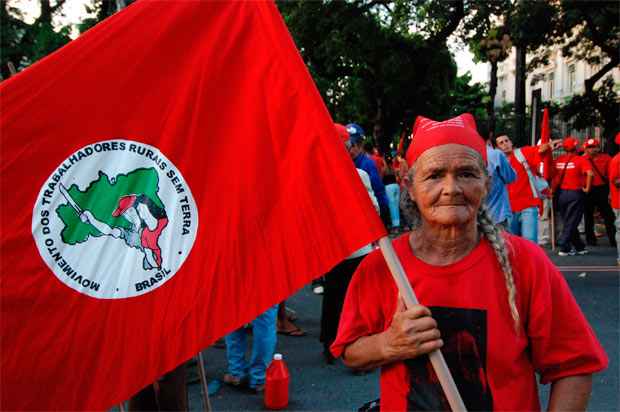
[409,144,488,227]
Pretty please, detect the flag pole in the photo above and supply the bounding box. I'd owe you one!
[378,237,467,412]
[197,352,213,412]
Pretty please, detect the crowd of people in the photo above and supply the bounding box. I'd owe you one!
[128,115,616,411]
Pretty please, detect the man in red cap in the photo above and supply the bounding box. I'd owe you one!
[582,138,616,247]
[495,134,561,243]
[552,137,593,256]
[609,133,620,266]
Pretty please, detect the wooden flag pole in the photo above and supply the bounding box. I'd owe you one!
[197,352,213,412]
[378,237,467,412]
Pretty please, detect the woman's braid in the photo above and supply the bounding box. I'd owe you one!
[477,207,520,331]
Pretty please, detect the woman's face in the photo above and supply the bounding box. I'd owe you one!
[409,144,488,227]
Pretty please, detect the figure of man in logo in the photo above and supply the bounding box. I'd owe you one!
[80,194,168,270]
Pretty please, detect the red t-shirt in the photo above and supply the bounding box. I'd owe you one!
[583,153,612,187]
[609,154,620,209]
[371,154,386,177]
[554,154,592,190]
[506,146,542,212]
[332,234,607,412]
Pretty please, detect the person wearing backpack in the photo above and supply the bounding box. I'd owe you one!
[582,138,616,248]
[495,134,560,243]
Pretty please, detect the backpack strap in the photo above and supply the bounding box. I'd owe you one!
[514,148,541,198]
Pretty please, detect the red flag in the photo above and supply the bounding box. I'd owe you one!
[539,107,553,180]
[0,2,385,410]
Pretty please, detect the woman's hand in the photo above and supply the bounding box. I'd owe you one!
[381,298,443,362]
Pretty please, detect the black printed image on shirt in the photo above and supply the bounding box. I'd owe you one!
[405,307,493,411]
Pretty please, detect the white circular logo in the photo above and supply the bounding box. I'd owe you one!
[31,139,199,299]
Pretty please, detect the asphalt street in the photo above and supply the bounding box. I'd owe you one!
[185,239,619,412]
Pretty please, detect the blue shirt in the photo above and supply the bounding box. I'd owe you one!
[353,153,388,210]
[485,146,516,224]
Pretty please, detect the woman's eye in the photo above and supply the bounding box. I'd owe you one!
[460,171,477,178]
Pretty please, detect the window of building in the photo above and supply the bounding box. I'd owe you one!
[548,73,554,99]
[568,65,576,93]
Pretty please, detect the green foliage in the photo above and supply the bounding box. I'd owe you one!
[277,0,457,151]
[560,77,619,138]
[445,72,488,118]
[1,0,71,79]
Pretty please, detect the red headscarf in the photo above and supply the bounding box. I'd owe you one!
[405,114,486,167]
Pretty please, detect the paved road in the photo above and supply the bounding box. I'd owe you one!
[188,241,618,411]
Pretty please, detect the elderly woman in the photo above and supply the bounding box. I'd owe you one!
[331,114,607,411]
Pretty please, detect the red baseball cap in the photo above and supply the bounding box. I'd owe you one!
[584,138,600,148]
[562,136,579,151]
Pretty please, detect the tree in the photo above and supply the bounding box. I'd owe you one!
[277,0,459,152]
[445,72,489,134]
[468,24,512,139]
[553,2,620,146]
[1,0,72,79]
[1,0,136,80]
[507,0,558,146]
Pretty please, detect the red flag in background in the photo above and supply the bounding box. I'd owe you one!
[0,1,386,410]
[539,107,554,180]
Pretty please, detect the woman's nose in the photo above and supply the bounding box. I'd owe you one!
[441,174,461,194]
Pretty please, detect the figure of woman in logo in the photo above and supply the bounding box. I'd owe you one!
[80,194,168,270]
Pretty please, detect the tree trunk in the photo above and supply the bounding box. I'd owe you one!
[514,44,526,146]
[487,60,498,141]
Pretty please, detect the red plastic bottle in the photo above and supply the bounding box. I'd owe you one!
[264,353,289,410]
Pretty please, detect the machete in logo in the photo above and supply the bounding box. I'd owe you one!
[31,139,199,299]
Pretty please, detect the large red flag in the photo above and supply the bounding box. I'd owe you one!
[0,1,386,409]
[539,107,553,180]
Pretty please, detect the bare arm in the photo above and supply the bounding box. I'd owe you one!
[342,299,443,371]
[547,375,592,412]
[538,139,562,154]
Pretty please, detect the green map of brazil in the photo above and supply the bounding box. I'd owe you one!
[56,167,165,245]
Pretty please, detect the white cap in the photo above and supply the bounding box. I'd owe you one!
[273,353,283,360]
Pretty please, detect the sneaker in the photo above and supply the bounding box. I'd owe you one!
[558,250,575,256]
[313,285,324,295]
[576,249,589,255]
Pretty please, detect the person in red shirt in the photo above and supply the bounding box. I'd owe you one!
[494,134,560,243]
[552,137,594,256]
[331,114,607,412]
[609,133,620,266]
[365,143,387,178]
[582,138,616,247]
